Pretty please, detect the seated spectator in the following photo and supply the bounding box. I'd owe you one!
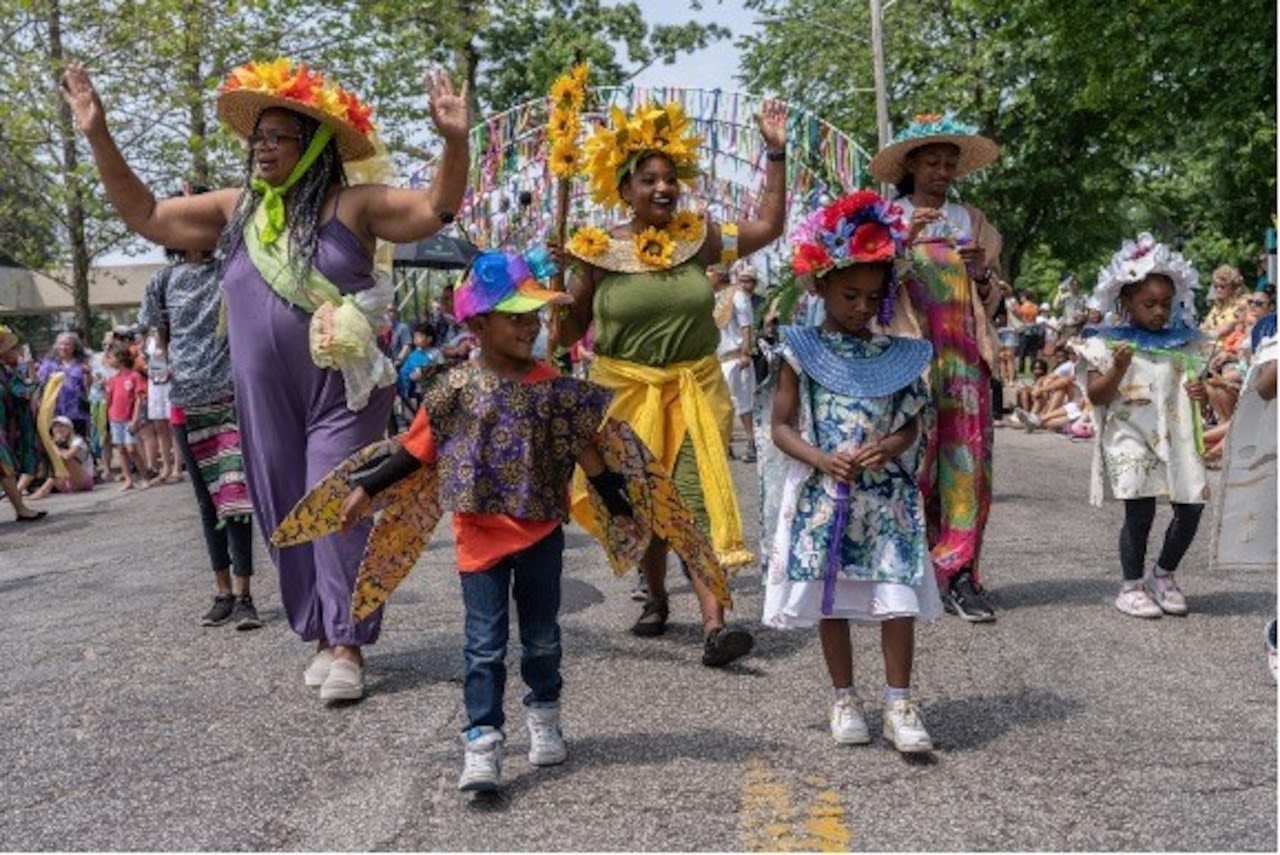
[29,416,94,498]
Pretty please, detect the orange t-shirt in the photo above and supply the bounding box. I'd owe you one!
[401,362,562,572]
[1017,300,1039,324]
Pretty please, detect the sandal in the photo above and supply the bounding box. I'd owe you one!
[15,510,47,523]
[631,597,669,638]
[701,625,754,667]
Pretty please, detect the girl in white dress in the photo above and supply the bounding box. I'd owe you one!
[1078,234,1209,618]
[762,191,942,754]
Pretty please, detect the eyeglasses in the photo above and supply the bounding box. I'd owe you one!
[1248,299,1269,307]
[248,130,301,150]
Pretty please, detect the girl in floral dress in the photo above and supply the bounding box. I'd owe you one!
[762,192,942,754]
[1078,234,1209,618]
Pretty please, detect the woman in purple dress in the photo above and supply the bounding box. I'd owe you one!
[63,59,470,703]
[37,332,92,439]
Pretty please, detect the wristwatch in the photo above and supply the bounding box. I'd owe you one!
[765,148,786,162]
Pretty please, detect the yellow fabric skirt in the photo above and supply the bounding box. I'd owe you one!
[570,353,754,569]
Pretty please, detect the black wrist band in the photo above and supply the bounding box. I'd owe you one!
[438,211,455,224]
[766,148,786,162]
[350,447,422,497]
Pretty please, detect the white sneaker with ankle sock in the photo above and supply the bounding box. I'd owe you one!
[303,650,334,687]
[1146,570,1188,615]
[319,658,364,701]
[830,694,871,745]
[458,727,504,792]
[883,698,933,753]
[526,704,568,766]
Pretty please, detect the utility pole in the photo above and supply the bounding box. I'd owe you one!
[869,0,891,191]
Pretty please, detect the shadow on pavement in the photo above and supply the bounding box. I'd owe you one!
[1190,589,1275,617]
[923,688,1085,751]
[369,645,463,694]
[988,577,1117,609]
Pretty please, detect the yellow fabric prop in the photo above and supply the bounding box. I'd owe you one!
[36,372,69,480]
[570,353,754,570]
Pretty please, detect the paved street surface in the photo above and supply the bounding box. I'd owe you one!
[2,428,1275,851]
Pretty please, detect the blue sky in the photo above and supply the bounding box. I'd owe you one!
[631,0,754,92]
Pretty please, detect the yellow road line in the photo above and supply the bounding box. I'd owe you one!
[740,756,853,852]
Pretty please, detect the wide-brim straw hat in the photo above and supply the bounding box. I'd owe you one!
[869,113,999,184]
[0,325,17,356]
[216,58,377,163]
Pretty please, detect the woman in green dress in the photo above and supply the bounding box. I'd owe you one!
[558,99,787,667]
[0,326,47,522]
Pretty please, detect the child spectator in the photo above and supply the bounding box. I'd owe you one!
[28,416,93,497]
[1079,234,1207,618]
[396,322,441,411]
[104,344,148,491]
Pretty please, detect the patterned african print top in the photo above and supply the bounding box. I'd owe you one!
[421,362,612,520]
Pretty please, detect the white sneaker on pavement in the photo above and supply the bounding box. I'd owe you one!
[830,694,871,745]
[303,649,334,688]
[319,658,364,702]
[882,698,933,753]
[1146,572,1188,616]
[458,727,504,792]
[526,704,568,766]
[1115,584,1163,619]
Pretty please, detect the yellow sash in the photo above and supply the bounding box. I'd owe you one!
[570,353,753,568]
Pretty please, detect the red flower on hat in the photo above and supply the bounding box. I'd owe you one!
[795,242,833,276]
[850,223,895,262]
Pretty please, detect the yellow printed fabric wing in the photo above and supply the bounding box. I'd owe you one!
[36,372,68,479]
[585,418,731,608]
[351,463,444,620]
[270,439,403,547]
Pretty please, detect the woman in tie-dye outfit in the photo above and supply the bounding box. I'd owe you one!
[870,114,1004,623]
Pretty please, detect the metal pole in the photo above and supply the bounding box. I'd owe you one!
[869,0,891,192]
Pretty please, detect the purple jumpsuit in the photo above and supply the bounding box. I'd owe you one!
[222,218,393,647]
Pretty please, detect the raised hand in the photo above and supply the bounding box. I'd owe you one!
[425,68,470,143]
[60,64,106,137]
[758,98,787,151]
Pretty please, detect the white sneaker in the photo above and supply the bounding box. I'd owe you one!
[1146,573,1188,616]
[303,649,334,687]
[1115,584,1163,619]
[882,698,933,753]
[830,695,871,745]
[319,658,364,701]
[458,727,504,792]
[526,705,568,766]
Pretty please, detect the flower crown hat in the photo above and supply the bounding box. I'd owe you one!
[217,58,376,162]
[791,190,908,324]
[868,112,999,184]
[453,247,572,323]
[1095,232,1199,328]
[583,101,702,209]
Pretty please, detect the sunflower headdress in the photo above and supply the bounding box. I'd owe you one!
[583,102,702,209]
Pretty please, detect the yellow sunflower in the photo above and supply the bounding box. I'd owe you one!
[634,227,676,268]
[550,139,580,178]
[548,107,580,144]
[667,210,704,243]
[550,73,584,109]
[567,226,611,258]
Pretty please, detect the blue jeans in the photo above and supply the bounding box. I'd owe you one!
[459,526,564,731]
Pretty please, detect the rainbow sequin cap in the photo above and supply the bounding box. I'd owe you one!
[453,247,572,322]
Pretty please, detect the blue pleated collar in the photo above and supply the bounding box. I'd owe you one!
[1081,324,1201,350]
[782,326,932,398]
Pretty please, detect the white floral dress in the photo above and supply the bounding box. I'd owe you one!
[762,332,944,628]
[1076,335,1208,506]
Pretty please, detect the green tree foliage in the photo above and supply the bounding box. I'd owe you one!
[739,0,1277,296]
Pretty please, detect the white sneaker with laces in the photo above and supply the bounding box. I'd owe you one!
[830,694,871,745]
[883,698,933,753]
[319,658,364,702]
[303,649,335,688]
[526,705,568,766]
[1146,572,1188,615]
[458,727,504,792]
[1115,584,1163,619]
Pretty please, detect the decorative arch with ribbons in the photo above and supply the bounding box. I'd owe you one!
[409,86,874,256]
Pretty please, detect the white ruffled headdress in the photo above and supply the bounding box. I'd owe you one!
[1095,232,1199,328]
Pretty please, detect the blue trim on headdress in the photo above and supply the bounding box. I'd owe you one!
[1081,324,1201,350]
[783,326,932,398]
[893,112,979,143]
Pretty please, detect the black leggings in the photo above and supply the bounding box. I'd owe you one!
[1119,498,1203,581]
[174,424,254,578]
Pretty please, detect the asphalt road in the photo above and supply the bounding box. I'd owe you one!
[1,427,1275,851]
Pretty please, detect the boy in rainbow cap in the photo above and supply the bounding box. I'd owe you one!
[272,248,730,793]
